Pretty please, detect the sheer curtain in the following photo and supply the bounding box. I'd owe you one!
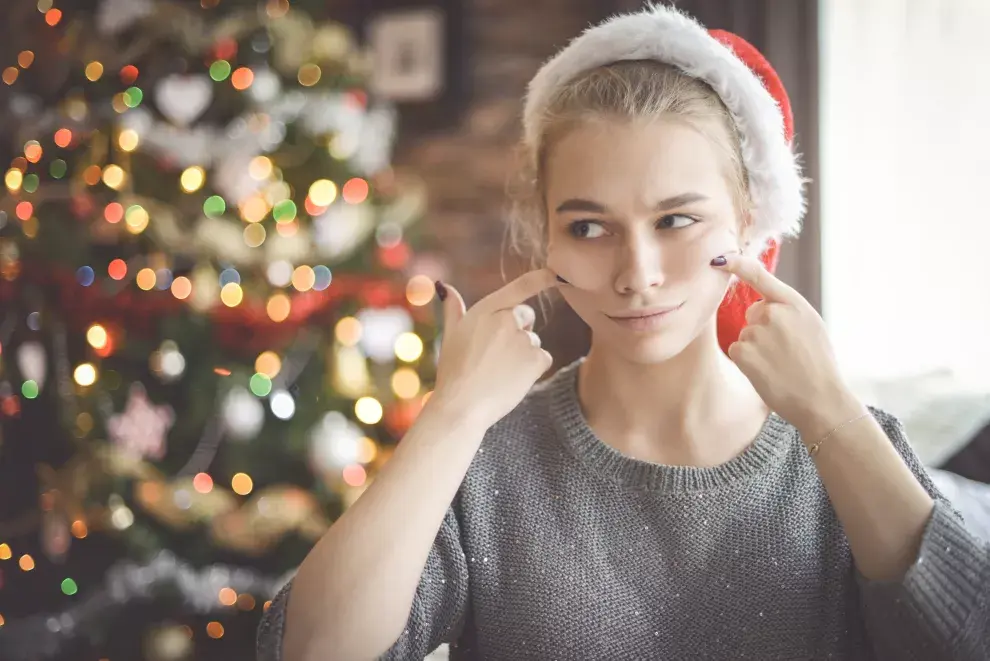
[820,0,990,384]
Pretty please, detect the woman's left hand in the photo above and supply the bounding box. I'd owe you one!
[713,253,865,440]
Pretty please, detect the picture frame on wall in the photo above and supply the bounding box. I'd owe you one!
[367,7,445,102]
[355,0,468,131]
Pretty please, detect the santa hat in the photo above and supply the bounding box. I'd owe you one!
[522,4,806,353]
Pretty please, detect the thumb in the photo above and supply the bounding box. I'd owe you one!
[436,281,467,331]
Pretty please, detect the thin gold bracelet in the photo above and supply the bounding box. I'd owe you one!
[806,411,871,456]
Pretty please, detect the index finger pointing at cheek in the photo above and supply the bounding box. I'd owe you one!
[711,253,797,304]
[475,269,559,314]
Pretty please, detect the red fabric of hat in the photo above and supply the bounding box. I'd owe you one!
[708,29,793,354]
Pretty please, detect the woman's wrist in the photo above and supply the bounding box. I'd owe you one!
[418,387,493,441]
[794,387,868,449]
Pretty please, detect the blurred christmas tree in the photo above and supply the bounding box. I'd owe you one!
[0,1,444,659]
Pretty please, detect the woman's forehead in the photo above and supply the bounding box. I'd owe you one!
[544,119,735,206]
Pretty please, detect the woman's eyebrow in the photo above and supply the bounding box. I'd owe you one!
[654,192,709,211]
[554,192,709,214]
[555,198,606,214]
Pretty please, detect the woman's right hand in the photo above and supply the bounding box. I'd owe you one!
[430,269,558,430]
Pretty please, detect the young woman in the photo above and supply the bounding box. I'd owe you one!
[258,6,988,660]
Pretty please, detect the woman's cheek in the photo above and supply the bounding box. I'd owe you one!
[691,226,742,297]
[546,239,613,291]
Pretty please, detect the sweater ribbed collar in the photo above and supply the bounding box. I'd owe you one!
[547,359,797,494]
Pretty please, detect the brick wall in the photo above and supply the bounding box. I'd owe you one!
[393,0,602,365]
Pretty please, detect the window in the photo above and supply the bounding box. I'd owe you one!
[820,0,990,383]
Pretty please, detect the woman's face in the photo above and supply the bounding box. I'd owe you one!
[544,118,745,364]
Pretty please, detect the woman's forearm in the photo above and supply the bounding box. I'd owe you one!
[282,397,486,661]
[799,392,935,582]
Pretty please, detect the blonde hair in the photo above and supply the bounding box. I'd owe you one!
[507,60,751,268]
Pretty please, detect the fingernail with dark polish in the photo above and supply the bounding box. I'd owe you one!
[555,274,570,284]
[710,256,727,266]
[434,280,448,302]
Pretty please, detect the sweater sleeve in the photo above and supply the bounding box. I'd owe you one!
[856,407,989,661]
[255,504,470,661]
[380,504,471,660]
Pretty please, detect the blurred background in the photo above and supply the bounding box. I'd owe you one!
[0,0,988,660]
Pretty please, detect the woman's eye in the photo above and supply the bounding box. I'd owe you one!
[569,220,607,239]
[658,214,697,230]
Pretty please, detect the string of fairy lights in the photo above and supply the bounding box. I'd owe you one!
[0,0,445,653]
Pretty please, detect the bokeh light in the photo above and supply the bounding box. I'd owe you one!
[394,332,424,362]
[86,324,108,349]
[298,63,322,87]
[231,473,253,496]
[335,317,362,346]
[125,205,149,234]
[308,179,337,206]
[108,259,127,280]
[136,268,156,291]
[406,275,435,307]
[391,368,421,399]
[220,283,243,307]
[254,351,281,377]
[102,165,126,190]
[218,587,237,606]
[118,129,139,152]
[85,61,103,81]
[313,265,332,291]
[231,67,254,90]
[266,294,291,322]
[249,373,272,397]
[354,397,383,425]
[53,128,72,148]
[193,473,214,494]
[291,265,315,291]
[243,223,266,247]
[248,156,273,180]
[210,60,232,81]
[180,166,206,193]
[342,178,369,204]
[171,276,192,300]
[204,195,226,218]
[73,363,97,387]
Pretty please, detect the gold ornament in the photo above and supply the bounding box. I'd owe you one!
[211,485,329,554]
[97,444,166,481]
[134,477,238,530]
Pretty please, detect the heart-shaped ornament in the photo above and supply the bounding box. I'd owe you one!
[155,75,214,127]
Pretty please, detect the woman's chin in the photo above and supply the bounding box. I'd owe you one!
[594,326,695,365]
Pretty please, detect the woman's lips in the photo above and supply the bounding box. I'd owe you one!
[606,303,684,331]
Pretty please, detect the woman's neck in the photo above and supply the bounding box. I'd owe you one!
[577,330,769,467]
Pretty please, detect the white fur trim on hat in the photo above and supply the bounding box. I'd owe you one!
[522,4,805,245]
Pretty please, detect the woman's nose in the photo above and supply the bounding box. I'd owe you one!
[614,234,665,294]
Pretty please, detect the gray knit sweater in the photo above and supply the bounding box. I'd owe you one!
[257,359,989,660]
